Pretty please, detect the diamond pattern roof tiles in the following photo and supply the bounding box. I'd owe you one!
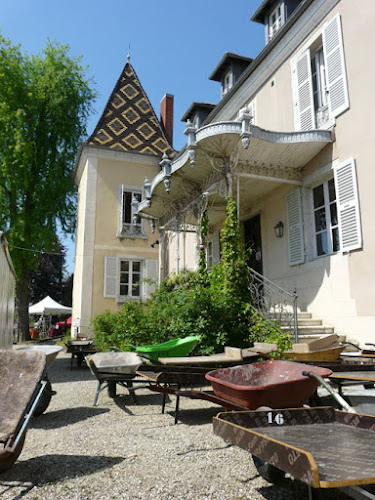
[87,61,174,157]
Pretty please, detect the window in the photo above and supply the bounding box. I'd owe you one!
[313,179,339,256]
[119,187,143,237]
[222,71,232,97]
[311,47,327,111]
[268,4,282,41]
[292,14,349,131]
[119,260,141,298]
[104,257,158,300]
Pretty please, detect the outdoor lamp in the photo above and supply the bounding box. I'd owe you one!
[274,221,284,238]
[144,177,151,200]
[131,195,139,224]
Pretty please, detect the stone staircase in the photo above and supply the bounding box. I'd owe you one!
[281,311,345,343]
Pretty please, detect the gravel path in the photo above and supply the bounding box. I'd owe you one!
[0,349,352,499]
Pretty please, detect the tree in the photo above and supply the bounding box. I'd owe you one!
[0,36,96,338]
[29,242,71,305]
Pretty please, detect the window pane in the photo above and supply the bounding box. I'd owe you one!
[120,284,128,296]
[316,232,328,256]
[121,261,129,272]
[313,184,324,208]
[330,202,338,226]
[123,191,132,224]
[120,272,129,284]
[133,261,141,272]
[332,227,340,252]
[314,207,327,232]
[328,178,336,202]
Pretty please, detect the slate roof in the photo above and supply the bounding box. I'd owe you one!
[87,61,174,157]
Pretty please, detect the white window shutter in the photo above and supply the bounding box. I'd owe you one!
[294,50,315,130]
[143,259,158,298]
[117,185,124,235]
[323,14,349,119]
[212,231,221,266]
[248,102,255,124]
[104,256,118,298]
[287,188,305,265]
[334,158,362,252]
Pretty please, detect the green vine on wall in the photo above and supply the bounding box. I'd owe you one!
[197,205,209,280]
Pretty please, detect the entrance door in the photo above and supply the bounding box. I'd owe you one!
[243,214,263,275]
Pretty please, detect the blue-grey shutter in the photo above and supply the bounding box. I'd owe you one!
[323,14,349,119]
[104,257,117,298]
[334,158,362,252]
[294,50,315,131]
[287,188,305,265]
[143,259,158,298]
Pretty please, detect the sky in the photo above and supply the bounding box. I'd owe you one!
[1,0,265,274]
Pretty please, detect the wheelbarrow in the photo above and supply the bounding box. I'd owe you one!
[212,362,375,499]
[145,359,332,424]
[16,344,62,415]
[0,349,46,471]
[86,351,150,406]
[127,335,201,361]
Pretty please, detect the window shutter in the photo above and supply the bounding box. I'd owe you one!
[117,186,124,235]
[248,102,255,124]
[294,50,315,130]
[323,14,349,119]
[287,188,305,265]
[104,256,118,298]
[334,158,362,252]
[143,259,158,298]
[212,231,221,266]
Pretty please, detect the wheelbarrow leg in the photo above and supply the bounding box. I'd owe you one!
[162,386,167,414]
[174,394,180,425]
[93,382,102,406]
[127,381,137,403]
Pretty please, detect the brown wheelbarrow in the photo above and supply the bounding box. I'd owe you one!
[0,349,47,471]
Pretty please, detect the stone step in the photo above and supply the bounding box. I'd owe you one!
[296,312,313,319]
[282,325,335,336]
[281,318,322,327]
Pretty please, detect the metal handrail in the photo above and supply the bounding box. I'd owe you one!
[248,267,299,343]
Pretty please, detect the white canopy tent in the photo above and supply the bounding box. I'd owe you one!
[29,296,72,315]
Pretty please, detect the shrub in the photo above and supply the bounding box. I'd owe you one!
[91,196,283,354]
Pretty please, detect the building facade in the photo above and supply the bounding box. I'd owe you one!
[138,0,375,345]
[72,59,174,335]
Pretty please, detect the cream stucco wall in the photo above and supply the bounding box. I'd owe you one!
[190,0,375,343]
[73,147,160,334]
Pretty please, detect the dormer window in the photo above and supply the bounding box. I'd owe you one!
[267,3,285,42]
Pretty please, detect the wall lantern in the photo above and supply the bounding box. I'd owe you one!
[274,221,284,238]
[131,195,139,225]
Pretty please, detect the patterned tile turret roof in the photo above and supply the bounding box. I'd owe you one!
[87,61,174,157]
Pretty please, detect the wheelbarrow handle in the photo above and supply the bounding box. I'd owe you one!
[301,370,356,413]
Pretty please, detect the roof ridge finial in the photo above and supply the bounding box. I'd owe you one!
[127,44,131,63]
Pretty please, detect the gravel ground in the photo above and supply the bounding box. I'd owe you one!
[0,348,355,499]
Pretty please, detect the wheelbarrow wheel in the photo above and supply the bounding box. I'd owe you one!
[252,455,285,484]
[0,433,26,472]
[34,376,54,416]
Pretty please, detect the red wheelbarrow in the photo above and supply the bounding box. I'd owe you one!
[146,359,332,424]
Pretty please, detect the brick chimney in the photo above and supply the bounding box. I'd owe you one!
[160,93,174,147]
